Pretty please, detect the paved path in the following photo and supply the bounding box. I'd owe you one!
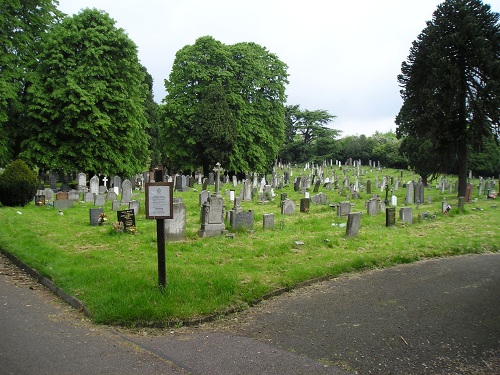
[1,252,499,374]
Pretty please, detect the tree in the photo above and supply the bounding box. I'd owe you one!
[338,135,375,164]
[396,0,500,197]
[0,0,62,166]
[278,105,338,163]
[162,36,288,175]
[194,82,236,176]
[369,131,407,169]
[141,66,162,167]
[21,8,150,177]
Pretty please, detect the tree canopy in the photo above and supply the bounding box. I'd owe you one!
[21,8,150,177]
[0,0,62,166]
[396,0,500,196]
[279,105,338,164]
[162,36,289,175]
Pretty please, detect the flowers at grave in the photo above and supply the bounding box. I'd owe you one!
[112,221,124,232]
[98,212,108,225]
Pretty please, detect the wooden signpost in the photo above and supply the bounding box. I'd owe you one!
[145,182,173,288]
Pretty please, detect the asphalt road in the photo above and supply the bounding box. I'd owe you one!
[1,252,499,374]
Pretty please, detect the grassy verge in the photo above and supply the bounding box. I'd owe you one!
[0,168,498,326]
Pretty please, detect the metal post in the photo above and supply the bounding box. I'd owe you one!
[156,218,166,288]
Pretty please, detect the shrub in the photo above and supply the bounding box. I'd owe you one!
[0,160,38,207]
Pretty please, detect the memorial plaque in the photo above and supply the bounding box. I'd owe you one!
[146,182,173,219]
[117,209,136,230]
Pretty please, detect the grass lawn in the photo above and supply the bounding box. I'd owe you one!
[0,168,498,326]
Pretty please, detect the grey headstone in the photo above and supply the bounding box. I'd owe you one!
[43,188,54,202]
[89,175,99,195]
[281,199,295,215]
[94,195,106,207]
[367,198,378,216]
[129,200,140,216]
[112,200,120,211]
[262,213,274,230]
[345,212,362,237]
[230,210,254,231]
[54,199,73,210]
[84,192,94,202]
[121,179,132,203]
[164,198,186,242]
[106,191,117,201]
[399,207,413,224]
[89,208,104,226]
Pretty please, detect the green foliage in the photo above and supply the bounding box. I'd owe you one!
[0,160,38,207]
[468,136,500,175]
[162,36,289,174]
[396,0,500,196]
[279,105,339,164]
[0,0,62,167]
[370,131,406,169]
[194,82,236,175]
[21,8,150,176]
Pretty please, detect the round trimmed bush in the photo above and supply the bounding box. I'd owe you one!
[0,160,38,207]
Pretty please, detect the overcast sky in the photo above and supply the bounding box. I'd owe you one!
[58,0,499,137]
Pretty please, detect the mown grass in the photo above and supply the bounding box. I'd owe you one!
[0,168,499,326]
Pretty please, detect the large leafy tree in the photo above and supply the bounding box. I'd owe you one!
[279,105,338,163]
[0,0,62,166]
[396,0,500,197]
[22,8,150,177]
[162,36,288,175]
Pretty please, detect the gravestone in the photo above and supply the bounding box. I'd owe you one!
[406,181,414,204]
[337,201,351,217]
[345,212,362,237]
[385,207,396,227]
[367,198,378,216]
[55,191,68,200]
[129,200,140,216]
[366,180,372,194]
[113,175,121,190]
[174,175,183,191]
[112,200,120,211]
[60,183,70,192]
[121,179,132,204]
[54,191,73,210]
[300,198,310,213]
[84,192,94,202]
[399,207,413,224]
[313,180,321,193]
[262,214,274,230]
[242,180,252,201]
[198,195,226,238]
[89,208,104,226]
[465,183,473,202]
[89,175,99,195]
[49,173,57,190]
[311,192,327,205]
[230,209,254,231]
[199,190,210,206]
[68,190,80,201]
[98,185,107,194]
[94,195,106,207]
[281,199,295,215]
[117,209,136,231]
[106,191,117,201]
[77,173,87,191]
[43,188,54,202]
[164,198,186,242]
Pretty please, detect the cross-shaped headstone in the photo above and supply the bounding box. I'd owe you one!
[213,162,224,195]
[102,175,108,187]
